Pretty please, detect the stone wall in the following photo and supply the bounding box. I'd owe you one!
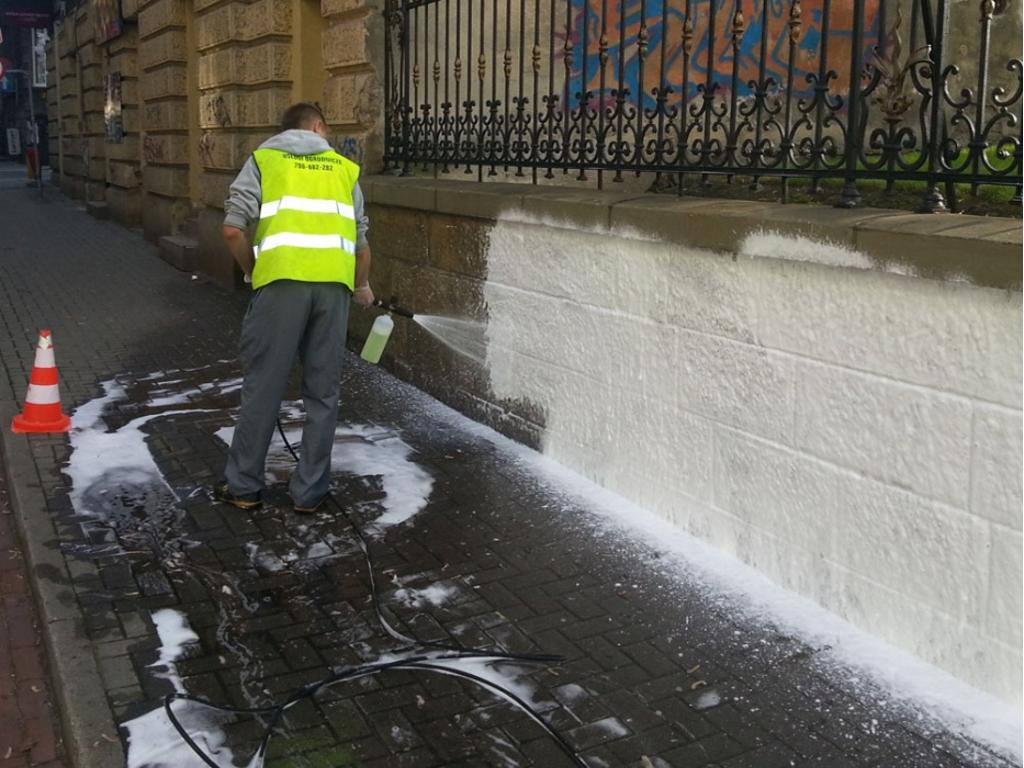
[139,0,190,237]
[357,176,1023,709]
[47,0,385,281]
[106,21,142,226]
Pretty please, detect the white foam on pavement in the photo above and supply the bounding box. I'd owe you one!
[417,656,551,712]
[393,583,459,609]
[65,377,255,766]
[216,419,433,527]
[123,610,243,768]
[65,378,218,512]
[150,609,199,685]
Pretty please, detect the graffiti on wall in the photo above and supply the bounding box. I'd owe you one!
[143,136,164,163]
[93,0,123,44]
[569,0,881,108]
[104,72,124,143]
[335,136,365,165]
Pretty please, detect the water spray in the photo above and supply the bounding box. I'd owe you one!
[362,297,489,368]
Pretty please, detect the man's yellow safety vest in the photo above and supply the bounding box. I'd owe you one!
[251,148,360,290]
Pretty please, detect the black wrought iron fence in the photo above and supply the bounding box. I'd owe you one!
[383,0,1023,211]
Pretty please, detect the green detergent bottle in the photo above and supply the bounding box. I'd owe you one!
[360,314,394,364]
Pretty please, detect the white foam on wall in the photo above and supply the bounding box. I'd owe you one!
[476,211,1023,726]
[739,229,916,276]
[409,374,1024,762]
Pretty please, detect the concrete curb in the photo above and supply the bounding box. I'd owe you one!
[0,401,126,768]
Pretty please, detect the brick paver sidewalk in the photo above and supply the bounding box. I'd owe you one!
[0,458,66,768]
[0,186,1017,768]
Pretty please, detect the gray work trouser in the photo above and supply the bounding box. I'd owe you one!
[225,279,351,506]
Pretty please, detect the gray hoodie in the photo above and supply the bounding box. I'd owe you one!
[223,129,369,249]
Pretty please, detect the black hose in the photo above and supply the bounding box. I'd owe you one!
[166,651,587,767]
[161,418,587,767]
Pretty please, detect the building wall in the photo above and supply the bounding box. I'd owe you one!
[358,177,1023,709]
[106,21,142,225]
[47,0,385,279]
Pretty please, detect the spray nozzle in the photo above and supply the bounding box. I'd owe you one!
[372,296,415,319]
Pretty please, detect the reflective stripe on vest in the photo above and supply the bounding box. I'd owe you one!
[254,232,357,258]
[260,196,357,221]
[251,147,360,290]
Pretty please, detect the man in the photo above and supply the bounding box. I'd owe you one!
[214,102,374,514]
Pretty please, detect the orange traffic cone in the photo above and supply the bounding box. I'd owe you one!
[11,330,71,434]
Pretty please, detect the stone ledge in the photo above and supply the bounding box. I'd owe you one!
[363,175,1023,291]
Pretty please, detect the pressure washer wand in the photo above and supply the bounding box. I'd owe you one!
[372,296,414,319]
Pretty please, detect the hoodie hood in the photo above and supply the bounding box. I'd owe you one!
[258,129,333,156]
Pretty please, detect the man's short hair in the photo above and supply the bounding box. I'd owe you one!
[281,102,326,131]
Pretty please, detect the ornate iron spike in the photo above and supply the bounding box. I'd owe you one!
[981,0,995,19]
[871,8,914,120]
[788,0,802,43]
[682,16,694,55]
[732,9,745,43]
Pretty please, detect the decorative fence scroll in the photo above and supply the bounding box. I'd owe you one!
[384,0,1022,210]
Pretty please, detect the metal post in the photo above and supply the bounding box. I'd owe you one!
[9,69,43,194]
[919,0,949,212]
[27,76,40,193]
[55,22,65,185]
[837,0,866,207]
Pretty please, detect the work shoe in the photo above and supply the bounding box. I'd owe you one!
[293,495,328,515]
[213,482,262,510]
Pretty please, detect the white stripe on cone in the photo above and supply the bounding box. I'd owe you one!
[34,346,56,368]
[26,383,60,405]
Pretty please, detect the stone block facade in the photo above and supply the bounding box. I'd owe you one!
[358,176,1023,708]
[47,0,385,280]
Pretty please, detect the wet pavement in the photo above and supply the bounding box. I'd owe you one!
[0,186,1019,768]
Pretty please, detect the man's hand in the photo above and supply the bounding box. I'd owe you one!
[354,284,375,308]
[223,225,255,282]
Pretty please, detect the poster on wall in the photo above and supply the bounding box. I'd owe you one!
[6,128,21,156]
[31,29,48,88]
[93,0,123,44]
[104,72,124,143]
